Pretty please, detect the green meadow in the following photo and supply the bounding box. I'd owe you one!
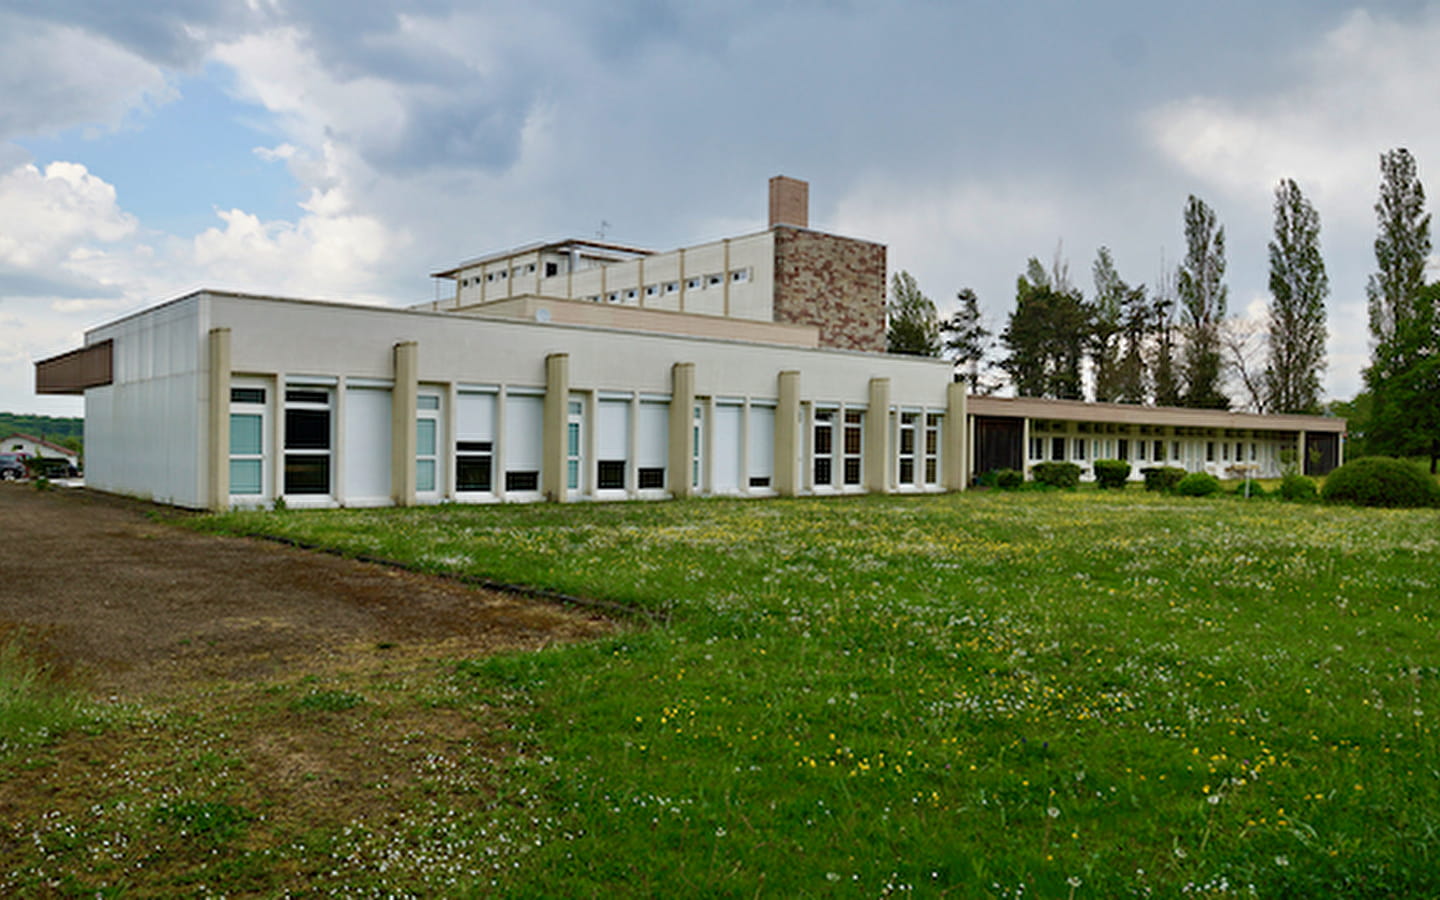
[6,489,1440,896]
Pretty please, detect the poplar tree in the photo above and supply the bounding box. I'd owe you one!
[1264,178,1329,414]
[1364,148,1439,471]
[1176,195,1230,409]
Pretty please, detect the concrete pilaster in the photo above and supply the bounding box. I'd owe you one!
[543,353,570,502]
[866,377,891,494]
[206,328,232,512]
[391,342,418,506]
[776,370,801,496]
[945,381,968,491]
[669,363,696,498]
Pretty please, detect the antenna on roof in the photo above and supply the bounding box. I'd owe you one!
[596,220,611,240]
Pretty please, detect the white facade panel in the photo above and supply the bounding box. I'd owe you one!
[343,386,392,504]
[504,394,544,476]
[748,405,775,484]
[597,399,630,460]
[637,402,668,469]
[713,402,742,493]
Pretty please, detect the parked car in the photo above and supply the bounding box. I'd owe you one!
[26,457,77,479]
[0,452,25,480]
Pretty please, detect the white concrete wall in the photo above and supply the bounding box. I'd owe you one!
[84,296,207,506]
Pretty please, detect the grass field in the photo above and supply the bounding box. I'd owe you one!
[6,489,1440,896]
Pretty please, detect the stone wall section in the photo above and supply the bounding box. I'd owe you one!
[772,226,886,353]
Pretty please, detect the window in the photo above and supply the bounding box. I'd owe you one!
[525,263,536,274]
[1073,438,1087,462]
[645,284,658,297]
[586,295,600,304]
[731,268,750,283]
[813,409,835,486]
[456,391,496,493]
[637,399,668,490]
[747,405,774,489]
[666,282,680,294]
[504,392,543,493]
[1051,436,1066,462]
[843,410,863,486]
[687,277,702,290]
[284,387,331,495]
[416,393,442,495]
[1171,441,1180,461]
[1118,438,1129,462]
[707,273,723,287]
[1206,441,1216,462]
[567,399,583,492]
[607,292,620,303]
[1030,436,1044,460]
[597,397,630,491]
[691,404,704,489]
[230,386,266,496]
[924,413,941,485]
[898,412,919,486]
[1154,440,1164,461]
[545,261,559,277]
[625,288,638,301]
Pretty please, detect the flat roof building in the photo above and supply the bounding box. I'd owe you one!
[36,176,1344,511]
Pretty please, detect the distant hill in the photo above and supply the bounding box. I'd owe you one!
[0,413,83,450]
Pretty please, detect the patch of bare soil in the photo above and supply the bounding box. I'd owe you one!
[0,483,619,699]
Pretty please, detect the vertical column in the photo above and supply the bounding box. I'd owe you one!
[1021,417,1031,479]
[1298,429,1308,476]
[206,328,232,512]
[543,353,570,502]
[775,370,801,497]
[391,341,419,506]
[669,362,696,499]
[945,380,968,491]
[866,377,891,494]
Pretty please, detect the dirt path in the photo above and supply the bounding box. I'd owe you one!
[0,483,617,698]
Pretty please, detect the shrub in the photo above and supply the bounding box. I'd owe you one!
[1092,459,1131,490]
[1141,466,1187,493]
[1231,479,1266,499]
[993,469,1024,490]
[1031,461,1082,490]
[1176,472,1221,497]
[1321,457,1440,508]
[1278,473,1318,502]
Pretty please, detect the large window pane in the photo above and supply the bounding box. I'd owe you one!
[284,455,331,494]
[416,419,437,456]
[230,413,262,455]
[286,409,330,450]
[230,459,262,494]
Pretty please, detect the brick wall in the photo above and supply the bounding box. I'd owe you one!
[772,227,886,353]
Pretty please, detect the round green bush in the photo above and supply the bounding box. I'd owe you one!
[1092,459,1132,489]
[1320,457,1440,508]
[1231,479,1266,498]
[1176,471,1221,497]
[1031,461,1082,489]
[1278,472,1318,501]
[1141,466,1187,493]
[994,468,1024,490]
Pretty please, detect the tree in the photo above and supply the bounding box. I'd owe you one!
[1176,195,1230,409]
[1264,178,1329,414]
[1114,280,1151,404]
[1090,248,1126,402]
[942,287,994,392]
[1150,267,1182,407]
[1364,149,1439,472]
[1000,257,1090,400]
[1222,316,1267,413]
[886,271,941,356]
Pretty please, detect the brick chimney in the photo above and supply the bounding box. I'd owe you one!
[768,175,809,229]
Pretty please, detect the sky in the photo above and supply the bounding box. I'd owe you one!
[3,0,1439,417]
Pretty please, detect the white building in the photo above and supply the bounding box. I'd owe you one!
[35,177,1343,510]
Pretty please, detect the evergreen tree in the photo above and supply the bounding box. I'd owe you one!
[1000,257,1090,400]
[941,287,994,393]
[886,271,941,356]
[1114,281,1151,404]
[1264,178,1329,414]
[1090,247,1125,402]
[1150,267,1182,407]
[1176,195,1230,409]
[1364,148,1439,472]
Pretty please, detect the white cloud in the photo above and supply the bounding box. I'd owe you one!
[1146,8,1440,224]
[0,161,136,275]
[0,12,173,142]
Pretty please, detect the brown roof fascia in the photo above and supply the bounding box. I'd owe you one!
[35,339,113,395]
